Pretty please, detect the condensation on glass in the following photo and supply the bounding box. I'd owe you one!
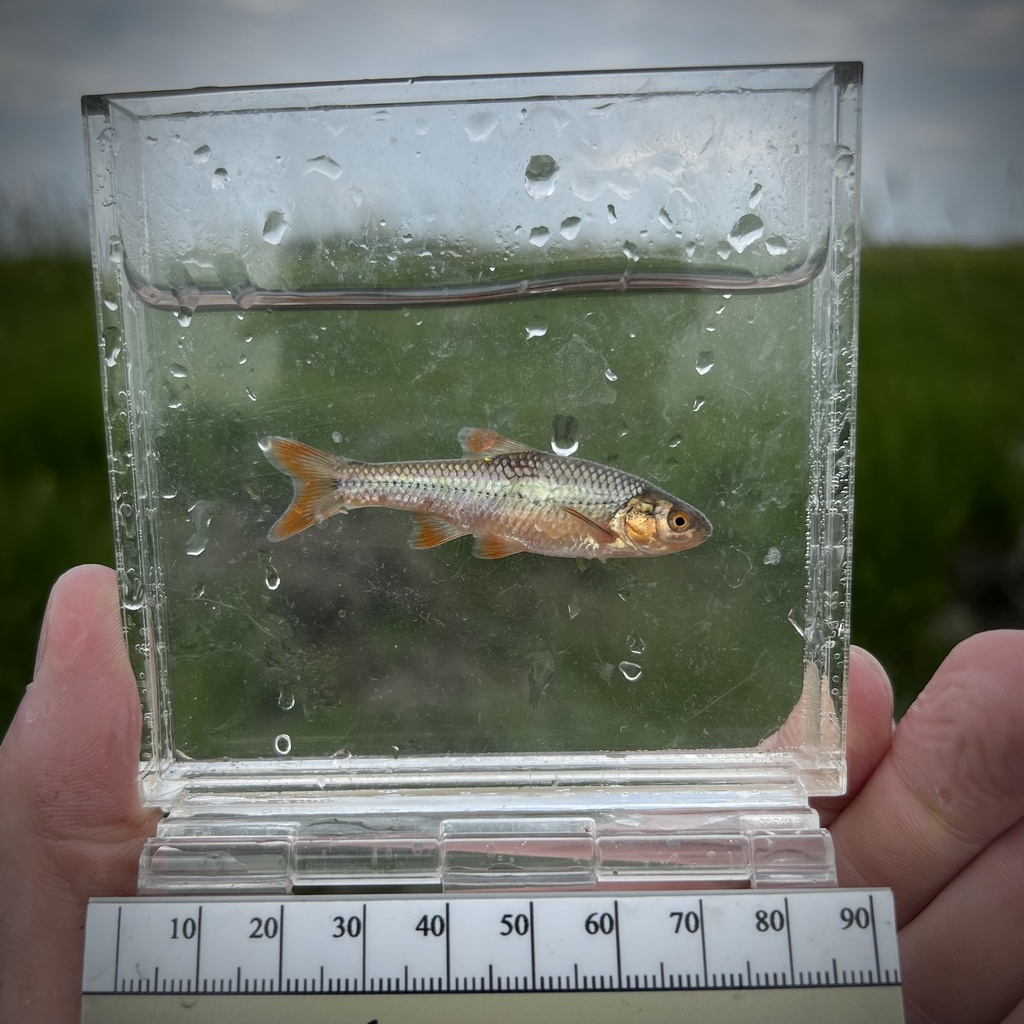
[83,65,862,894]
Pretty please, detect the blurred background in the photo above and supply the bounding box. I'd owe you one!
[1,0,1021,734]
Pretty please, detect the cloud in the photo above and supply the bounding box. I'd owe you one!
[0,0,1021,245]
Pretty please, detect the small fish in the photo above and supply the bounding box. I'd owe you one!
[261,428,712,560]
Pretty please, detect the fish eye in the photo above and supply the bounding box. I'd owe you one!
[669,511,689,531]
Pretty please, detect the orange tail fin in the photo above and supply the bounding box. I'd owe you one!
[261,436,347,542]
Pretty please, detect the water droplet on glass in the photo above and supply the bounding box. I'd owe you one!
[618,661,643,683]
[185,501,213,556]
[832,145,855,177]
[108,235,124,264]
[274,733,292,755]
[103,296,119,311]
[169,362,188,379]
[606,204,617,223]
[627,635,646,656]
[524,154,559,199]
[104,345,121,368]
[331,430,343,444]
[305,153,342,179]
[122,574,145,610]
[244,386,257,402]
[787,606,806,638]
[695,351,714,375]
[118,502,136,539]
[724,546,753,589]
[762,547,781,566]
[748,182,763,208]
[551,414,580,456]
[604,367,618,382]
[265,564,281,591]
[211,167,229,189]
[765,235,789,256]
[528,226,550,247]
[658,207,674,228]
[622,242,639,262]
[526,324,548,339]
[277,689,295,711]
[668,433,683,448]
[692,396,706,412]
[567,593,581,620]
[192,144,211,165]
[684,240,697,258]
[727,213,764,253]
[559,216,581,240]
[174,309,192,328]
[262,210,289,245]
[464,110,498,141]
[528,652,556,708]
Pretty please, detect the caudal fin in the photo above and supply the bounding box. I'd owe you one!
[261,436,346,541]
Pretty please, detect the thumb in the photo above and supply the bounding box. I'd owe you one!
[0,565,160,1024]
[2,562,157,847]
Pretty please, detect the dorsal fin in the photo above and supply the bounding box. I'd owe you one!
[458,427,538,459]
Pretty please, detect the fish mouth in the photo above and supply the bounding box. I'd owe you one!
[676,505,713,549]
[695,509,713,540]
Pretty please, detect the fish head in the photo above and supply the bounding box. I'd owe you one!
[620,491,713,554]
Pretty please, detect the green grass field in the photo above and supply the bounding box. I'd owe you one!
[1,247,1021,737]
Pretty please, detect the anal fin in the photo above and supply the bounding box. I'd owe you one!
[409,514,469,550]
[472,533,527,559]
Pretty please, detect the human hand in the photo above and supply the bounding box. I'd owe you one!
[821,634,1024,1024]
[2,566,1020,1023]
[0,565,161,1023]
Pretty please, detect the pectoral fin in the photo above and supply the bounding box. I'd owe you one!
[561,505,619,545]
[409,514,469,550]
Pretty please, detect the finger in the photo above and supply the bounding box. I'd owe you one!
[814,646,894,827]
[0,565,159,1024]
[899,820,1024,1024]
[829,630,1024,926]
[3,564,151,843]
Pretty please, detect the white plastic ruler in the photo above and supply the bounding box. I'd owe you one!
[82,888,903,1022]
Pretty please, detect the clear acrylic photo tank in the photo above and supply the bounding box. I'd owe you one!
[84,65,862,893]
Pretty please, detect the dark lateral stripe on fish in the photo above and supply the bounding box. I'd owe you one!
[261,429,712,560]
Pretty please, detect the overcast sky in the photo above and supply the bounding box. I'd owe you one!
[1,0,1021,247]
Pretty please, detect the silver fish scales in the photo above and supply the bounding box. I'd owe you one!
[261,427,712,560]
